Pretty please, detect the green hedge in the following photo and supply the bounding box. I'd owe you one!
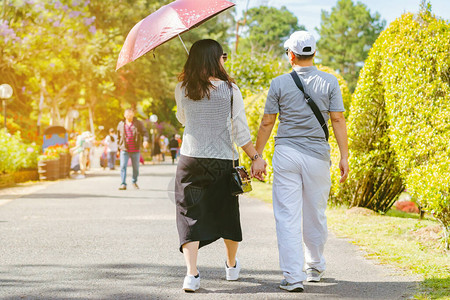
[335,7,450,248]
[381,10,450,248]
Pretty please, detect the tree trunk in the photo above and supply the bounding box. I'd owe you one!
[88,104,95,136]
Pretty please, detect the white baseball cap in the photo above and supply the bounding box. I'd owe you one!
[284,31,316,55]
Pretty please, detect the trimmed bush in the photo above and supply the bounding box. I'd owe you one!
[381,10,450,248]
[335,6,450,248]
[328,35,405,211]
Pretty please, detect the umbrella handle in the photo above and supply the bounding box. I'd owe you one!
[178,34,189,55]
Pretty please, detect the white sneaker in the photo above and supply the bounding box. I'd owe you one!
[75,174,86,179]
[306,268,324,282]
[182,274,200,292]
[279,279,304,292]
[225,258,241,281]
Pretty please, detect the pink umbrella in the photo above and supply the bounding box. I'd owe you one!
[116,0,235,71]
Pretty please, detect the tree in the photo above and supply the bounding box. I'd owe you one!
[238,6,304,55]
[0,0,233,139]
[316,0,385,92]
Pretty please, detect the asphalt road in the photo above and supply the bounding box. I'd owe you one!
[0,163,419,299]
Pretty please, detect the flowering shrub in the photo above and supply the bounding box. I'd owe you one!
[0,129,40,173]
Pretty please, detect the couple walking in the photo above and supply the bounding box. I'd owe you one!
[174,31,349,293]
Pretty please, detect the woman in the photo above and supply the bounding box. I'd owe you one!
[104,128,118,170]
[175,39,266,292]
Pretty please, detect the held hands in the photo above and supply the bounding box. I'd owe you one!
[143,141,149,149]
[251,157,267,181]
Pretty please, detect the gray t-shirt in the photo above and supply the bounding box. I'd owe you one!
[264,66,344,161]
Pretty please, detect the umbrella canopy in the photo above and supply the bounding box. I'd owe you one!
[116,0,235,71]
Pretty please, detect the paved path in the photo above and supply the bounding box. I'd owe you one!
[0,163,419,299]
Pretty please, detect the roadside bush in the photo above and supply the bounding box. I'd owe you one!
[335,6,450,248]
[0,129,40,174]
[380,9,450,248]
[328,37,405,211]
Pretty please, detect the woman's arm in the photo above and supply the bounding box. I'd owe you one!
[241,141,267,181]
[175,83,186,125]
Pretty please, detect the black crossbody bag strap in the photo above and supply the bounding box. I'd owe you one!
[290,71,329,141]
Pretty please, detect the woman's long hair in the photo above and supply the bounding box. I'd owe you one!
[179,39,234,100]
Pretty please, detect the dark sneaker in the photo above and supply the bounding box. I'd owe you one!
[306,268,324,282]
[118,184,127,190]
[132,183,139,189]
[279,279,304,292]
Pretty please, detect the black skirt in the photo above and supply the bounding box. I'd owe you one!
[175,155,242,252]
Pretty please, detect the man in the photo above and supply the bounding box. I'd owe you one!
[117,108,149,190]
[252,31,349,292]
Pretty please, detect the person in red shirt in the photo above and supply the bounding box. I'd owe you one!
[117,108,149,190]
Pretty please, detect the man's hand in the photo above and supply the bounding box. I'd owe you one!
[251,158,267,181]
[339,158,349,183]
[143,141,149,149]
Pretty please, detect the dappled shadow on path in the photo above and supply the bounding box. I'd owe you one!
[0,263,418,299]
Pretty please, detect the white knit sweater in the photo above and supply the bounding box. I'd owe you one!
[175,81,252,160]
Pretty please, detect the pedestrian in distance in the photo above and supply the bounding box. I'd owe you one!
[104,128,118,170]
[252,31,350,293]
[169,134,179,164]
[117,108,149,190]
[152,135,162,164]
[71,131,94,179]
[160,135,169,161]
[174,39,266,292]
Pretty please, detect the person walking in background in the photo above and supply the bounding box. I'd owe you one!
[174,39,266,292]
[117,108,149,190]
[160,135,168,161]
[253,31,349,293]
[71,131,93,179]
[175,134,182,159]
[169,134,179,164]
[104,128,118,170]
[152,135,162,163]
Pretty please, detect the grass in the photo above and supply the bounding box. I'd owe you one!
[247,180,450,299]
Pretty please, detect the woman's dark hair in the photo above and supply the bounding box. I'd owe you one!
[179,39,234,100]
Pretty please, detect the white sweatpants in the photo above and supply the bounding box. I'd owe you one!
[272,145,331,283]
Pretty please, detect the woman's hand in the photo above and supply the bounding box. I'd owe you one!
[251,158,267,181]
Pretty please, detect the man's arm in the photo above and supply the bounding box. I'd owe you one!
[255,113,277,155]
[330,111,349,183]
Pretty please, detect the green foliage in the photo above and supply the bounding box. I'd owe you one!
[0,0,233,138]
[329,40,405,211]
[0,129,40,174]
[380,10,450,249]
[338,6,450,249]
[316,0,385,92]
[238,6,304,55]
[228,51,288,182]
